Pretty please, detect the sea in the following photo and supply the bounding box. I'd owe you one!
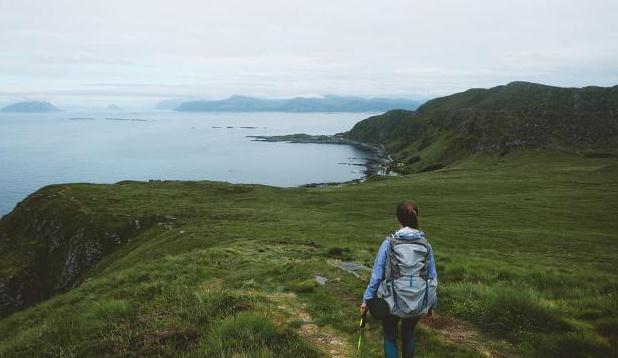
[0,111,375,216]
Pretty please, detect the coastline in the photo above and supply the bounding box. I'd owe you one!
[247,133,397,187]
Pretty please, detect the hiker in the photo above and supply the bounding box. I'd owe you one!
[360,200,438,358]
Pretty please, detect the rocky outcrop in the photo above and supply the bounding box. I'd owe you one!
[0,187,154,317]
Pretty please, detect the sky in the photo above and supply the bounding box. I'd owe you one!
[0,0,617,109]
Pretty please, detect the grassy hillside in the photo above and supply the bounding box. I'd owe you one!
[346,82,618,172]
[0,150,616,357]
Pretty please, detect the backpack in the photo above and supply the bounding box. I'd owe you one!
[376,235,437,318]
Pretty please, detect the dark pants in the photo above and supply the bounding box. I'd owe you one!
[382,315,420,358]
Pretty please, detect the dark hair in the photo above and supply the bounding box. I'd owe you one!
[396,200,419,228]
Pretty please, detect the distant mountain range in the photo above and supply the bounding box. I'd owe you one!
[163,95,423,112]
[1,101,59,113]
[344,81,618,171]
[155,98,187,110]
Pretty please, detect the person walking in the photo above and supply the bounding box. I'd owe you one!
[360,200,438,358]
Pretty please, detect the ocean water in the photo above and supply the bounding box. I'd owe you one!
[0,111,374,216]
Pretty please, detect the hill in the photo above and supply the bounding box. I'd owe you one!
[345,82,618,171]
[0,101,60,113]
[174,95,423,112]
[0,152,616,356]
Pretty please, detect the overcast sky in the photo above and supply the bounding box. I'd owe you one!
[1,0,617,108]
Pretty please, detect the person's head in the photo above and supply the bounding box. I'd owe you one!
[396,200,419,228]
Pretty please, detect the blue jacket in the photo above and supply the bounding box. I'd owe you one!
[362,227,437,304]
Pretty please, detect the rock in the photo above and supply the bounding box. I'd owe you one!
[58,228,104,290]
[0,193,156,316]
[334,261,371,278]
[105,231,122,244]
[314,275,328,286]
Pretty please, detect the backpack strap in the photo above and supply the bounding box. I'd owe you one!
[415,238,432,281]
[385,235,398,280]
[385,236,400,311]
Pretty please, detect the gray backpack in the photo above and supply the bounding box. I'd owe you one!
[376,235,437,318]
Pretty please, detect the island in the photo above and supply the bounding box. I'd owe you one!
[0,101,60,113]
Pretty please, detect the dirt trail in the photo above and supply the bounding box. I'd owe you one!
[269,293,514,358]
[328,262,516,357]
[267,292,352,358]
[424,313,517,358]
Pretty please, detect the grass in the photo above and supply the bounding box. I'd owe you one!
[0,149,616,356]
[198,312,318,357]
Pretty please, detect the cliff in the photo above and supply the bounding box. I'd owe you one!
[0,184,154,316]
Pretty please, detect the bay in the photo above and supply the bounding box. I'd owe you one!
[0,111,374,216]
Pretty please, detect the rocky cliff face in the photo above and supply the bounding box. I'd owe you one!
[0,186,152,316]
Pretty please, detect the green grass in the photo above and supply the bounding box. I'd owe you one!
[198,312,318,357]
[346,82,618,172]
[0,149,616,357]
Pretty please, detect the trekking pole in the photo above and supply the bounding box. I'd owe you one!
[357,311,367,357]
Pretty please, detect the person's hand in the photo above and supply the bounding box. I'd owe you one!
[421,309,434,325]
[360,302,368,317]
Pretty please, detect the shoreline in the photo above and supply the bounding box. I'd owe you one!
[247,133,397,187]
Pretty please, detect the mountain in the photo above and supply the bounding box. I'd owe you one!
[345,82,618,171]
[106,104,121,110]
[173,95,423,112]
[155,98,187,110]
[1,101,60,113]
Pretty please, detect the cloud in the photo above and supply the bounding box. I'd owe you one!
[0,0,617,108]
